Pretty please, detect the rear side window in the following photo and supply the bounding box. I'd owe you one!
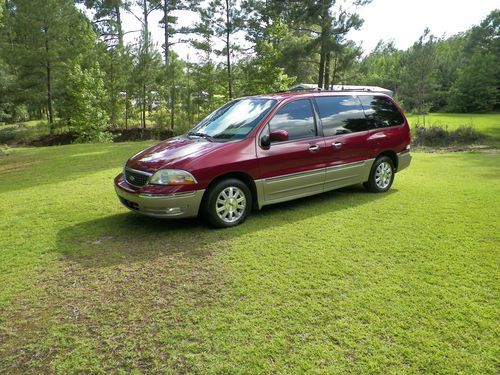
[315,96,369,136]
[269,99,316,141]
[359,95,405,128]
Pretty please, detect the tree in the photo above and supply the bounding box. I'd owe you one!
[128,0,161,128]
[79,0,132,127]
[2,0,99,133]
[79,0,129,49]
[399,29,439,114]
[60,64,111,142]
[199,0,244,99]
[238,20,295,95]
[450,9,500,112]
[152,0,199,129]
[280,0,370,88]
[449,51,498,112]
[354,40,402,90]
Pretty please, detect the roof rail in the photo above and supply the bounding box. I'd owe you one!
[285,83,393,97]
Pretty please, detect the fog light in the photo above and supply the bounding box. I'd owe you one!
[166,207,182,214]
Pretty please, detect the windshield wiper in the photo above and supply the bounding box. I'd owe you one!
[187,131,214,142]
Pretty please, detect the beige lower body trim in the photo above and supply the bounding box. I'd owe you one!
[255,158,375,209]
[397,151,412,172]
[115,186,205,218]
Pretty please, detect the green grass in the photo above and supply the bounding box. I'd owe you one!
[0,143,499,373]
[407,112,500,146]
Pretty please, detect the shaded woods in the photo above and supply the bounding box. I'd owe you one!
[0,1,498,142]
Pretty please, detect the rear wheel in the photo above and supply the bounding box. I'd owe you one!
[364,156,395,193]
[203,178,252,228]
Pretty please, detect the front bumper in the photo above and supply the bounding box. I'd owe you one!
[397,151,412,172]
[115,184,205,218]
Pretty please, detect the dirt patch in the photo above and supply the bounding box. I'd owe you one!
[0,236,227,373]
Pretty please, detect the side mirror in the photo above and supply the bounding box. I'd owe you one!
[270,129,289,143]
[260,134,271,149]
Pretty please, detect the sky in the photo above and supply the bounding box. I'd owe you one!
[120,0,499,61]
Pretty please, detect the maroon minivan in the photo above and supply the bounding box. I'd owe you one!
[114,91,411,227]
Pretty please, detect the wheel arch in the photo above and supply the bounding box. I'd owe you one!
[200,171,259,213]
[376,150,398,170]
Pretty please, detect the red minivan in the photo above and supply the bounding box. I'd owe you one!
[114,91,411,227]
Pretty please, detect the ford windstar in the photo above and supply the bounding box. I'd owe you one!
[114,91,411,227]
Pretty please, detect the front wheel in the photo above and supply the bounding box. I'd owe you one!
[364,156,395,193]
[203,178,252,228]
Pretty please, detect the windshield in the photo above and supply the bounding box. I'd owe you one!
[188,98,277,141]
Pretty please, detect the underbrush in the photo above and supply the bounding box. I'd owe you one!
[412,124,484,147]
[1,127,175,147]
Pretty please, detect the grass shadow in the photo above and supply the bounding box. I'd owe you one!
[56,185,396,269]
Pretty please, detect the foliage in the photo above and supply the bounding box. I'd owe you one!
[406,112,500,148]
[239,20,295,95]
[412,125,483,147]
[61,64,112,142]
[398,29,439,114]
[356,10,499,113]
[0,1,498,142]
[449,51,498,112]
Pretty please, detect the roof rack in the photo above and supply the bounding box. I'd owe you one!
[285,83,393,97]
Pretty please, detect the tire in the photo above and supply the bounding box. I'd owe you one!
[364,156,395,193]
[203,178,252,228]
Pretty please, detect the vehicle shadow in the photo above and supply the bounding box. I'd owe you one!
[56,185,397,269]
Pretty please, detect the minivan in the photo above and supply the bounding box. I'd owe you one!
[114,91,411,227]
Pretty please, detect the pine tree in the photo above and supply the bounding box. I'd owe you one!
[2,0,99,133]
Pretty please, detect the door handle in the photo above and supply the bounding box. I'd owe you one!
[332,142,343,149]
[308,145,320,153]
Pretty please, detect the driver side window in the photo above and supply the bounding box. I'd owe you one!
[269,99,317,142]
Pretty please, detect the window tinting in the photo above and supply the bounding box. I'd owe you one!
[269,99,316,141]
[359,95,404,128]
[315,96,369,136]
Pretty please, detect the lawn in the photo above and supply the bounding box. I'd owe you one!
[0,142,499,373]
[407,112,500,146]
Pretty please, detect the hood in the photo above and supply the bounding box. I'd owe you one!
[127,136,224,172]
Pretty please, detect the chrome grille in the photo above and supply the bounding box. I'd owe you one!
[124,168,151,187]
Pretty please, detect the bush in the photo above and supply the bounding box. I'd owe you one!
[413,125,483,147]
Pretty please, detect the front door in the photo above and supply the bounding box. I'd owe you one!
[257,99,326,204]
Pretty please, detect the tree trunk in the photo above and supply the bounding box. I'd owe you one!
[142,84,146,129]
[125,92,129,129]
[143,1,149,48]
[170,70,175,130]
[225,0,232,99]
[44,27,54,134]
[331,54,338,87]
[163,0,175,129]
[142,0,149,129]
[115,5,124,50]
[324,51,331,90]
[163,0,170,66]
[318,49,325,89]
[109,52,117,127]
[317,3,331,90]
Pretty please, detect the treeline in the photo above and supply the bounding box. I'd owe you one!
[0,1,498,142]
[353,10,500,115]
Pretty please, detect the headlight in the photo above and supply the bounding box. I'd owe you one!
[149,169,197,185]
